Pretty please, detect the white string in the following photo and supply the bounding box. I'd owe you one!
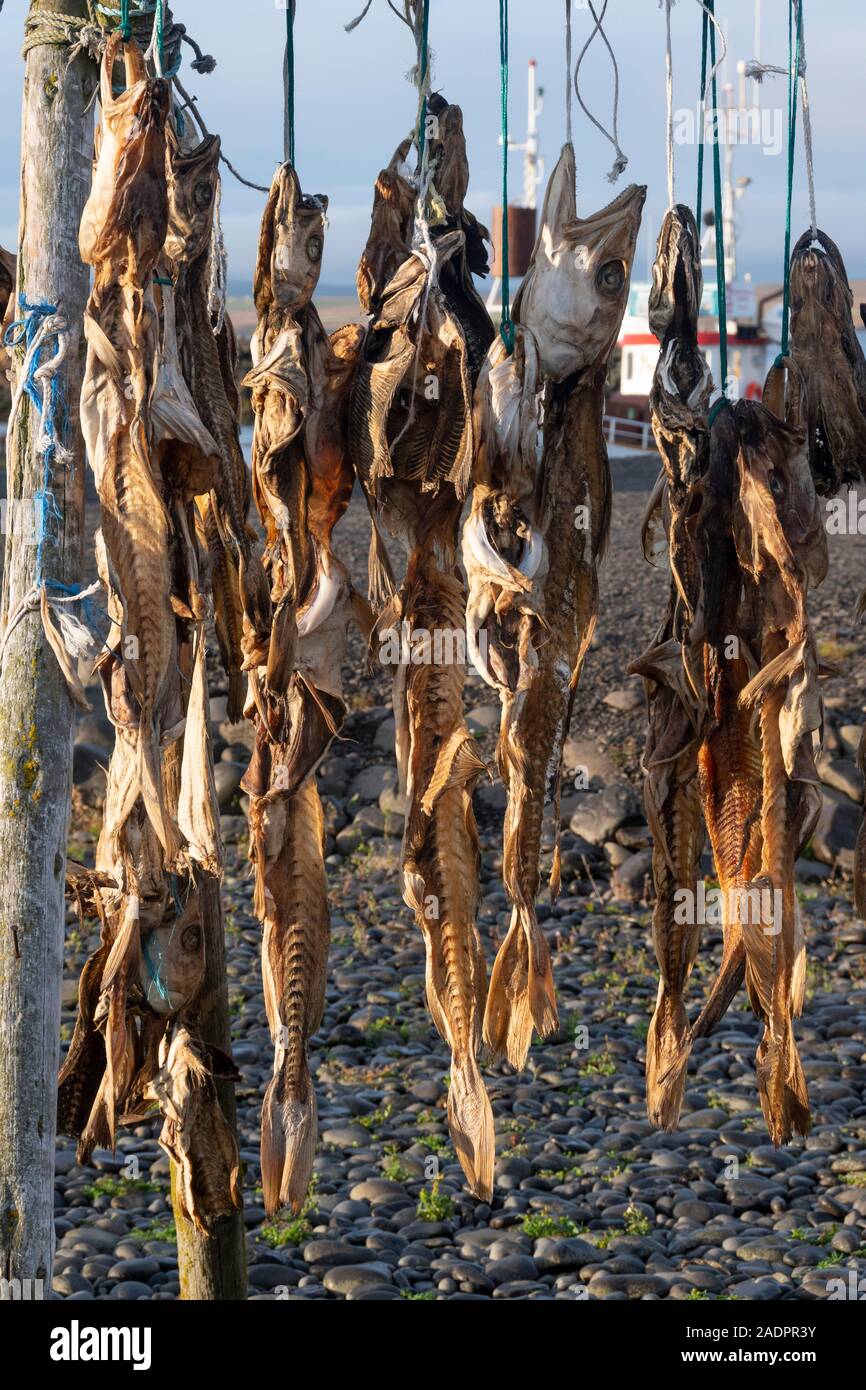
[745,2,817,241]
[695,0,727,102]
[565,0,573,149]
[663,0,675,209]
[573,0,628,183]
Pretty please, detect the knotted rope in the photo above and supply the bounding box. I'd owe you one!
[573,0,628,183]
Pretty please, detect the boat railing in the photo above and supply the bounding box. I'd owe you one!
[602,415,655,451]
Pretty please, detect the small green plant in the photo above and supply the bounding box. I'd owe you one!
[623,1203,651,1236]
[686,1288,710,1300]
[259,1177,319,1248]
[359,1103,393,1130]
[129,1220,177,1243]
[82,1175,158,1200]
[381,1143,413,1183]
[521,1208,581,1239]
[844,1173,866,1187]
[416,1175,455,1222]
[577,1049,617,1078]
[401,1289,437,1300]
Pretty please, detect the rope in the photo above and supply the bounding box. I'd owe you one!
[777,0,803,363]
[498,0,514,352]
[695,0,726,218]
[702,0,727,406]
[573,0,628,183]
[283,0,296,167]
[1,299,106,690]
[746,4,816,242]
[172,76,270,193]
[564,0,573,148]
[663,0,675,209]
[414,0,431,170]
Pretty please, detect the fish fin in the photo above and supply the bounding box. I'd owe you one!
[691,938,746,1039]
[227,670,246,725]
[645,985,691,1130]
[755,1026,811,1146]
[447,1049,494,1203]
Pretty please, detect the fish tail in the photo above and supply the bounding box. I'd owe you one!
[483,905,558,1070]
[645,984,691,1130]
[261,1068,318,1216]
[447,1048,494,1203]
[755,1020,811,1146]
[227,670,246,726]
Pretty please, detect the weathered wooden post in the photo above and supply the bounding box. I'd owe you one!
[0,0,95,1296]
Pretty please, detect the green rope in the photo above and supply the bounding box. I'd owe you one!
[284,1,295,167]
[499,0,514,353]
[415,0,431,171]
[708,8,728,397]
[119,0,130,40]
[776,0,803,365]
[695,3,708,219]
[155,0,164,68]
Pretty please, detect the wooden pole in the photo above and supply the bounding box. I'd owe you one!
[171,875,248,1300]
[0,0,95,1297]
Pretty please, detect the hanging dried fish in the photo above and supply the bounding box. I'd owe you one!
[60,35,242,1231]
[787,229,866,916]
[688,378,826,1144]
[243,163,371,1215]
[164,124,271,719]
[350,97,497,1199]
[466,144,645,1070]
[789,228,866,497]
[629,205,711,1129]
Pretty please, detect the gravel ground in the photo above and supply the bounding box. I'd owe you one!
[56,454,866,1302]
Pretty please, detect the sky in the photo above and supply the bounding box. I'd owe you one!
[1,0,864,294]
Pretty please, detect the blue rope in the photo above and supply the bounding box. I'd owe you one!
[4,296,69,586]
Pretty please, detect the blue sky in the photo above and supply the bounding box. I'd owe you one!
[1,0,863,292]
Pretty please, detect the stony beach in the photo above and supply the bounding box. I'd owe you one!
[55,451,866,1303]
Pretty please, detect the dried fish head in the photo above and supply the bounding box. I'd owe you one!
[79,34,170,271]
[164,130,222,275]
[254,164,327,317]
[789,228,866,493]
[137,898,205,1018]
[648,204,703,347]
[357,138,415,314]
[732,395,828,612]
[514,144,646,382]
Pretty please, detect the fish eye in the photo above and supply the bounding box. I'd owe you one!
[597,260,625,295]
[768,470,785,500]
[307,235,322,263]
[193,179,213,210]
[181,924,201,953]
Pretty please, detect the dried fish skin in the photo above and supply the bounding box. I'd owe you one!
[148,1022,242,1232]
[254,780,329,1215]
[79,35,170,271]
[400,552,494,1200]
[789,228,866,495]
[357,137,415,315]
[252,165,327,319]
